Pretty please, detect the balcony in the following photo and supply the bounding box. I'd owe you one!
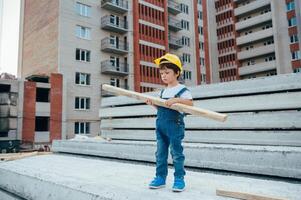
[168,17,182,32]
[101,15,128,34]
[235,12,272,31]
[168,0,181,15]
[101,0,128,14]
[236,28,273,46]
[234,0,271,16]
[239,60,276,76]
[101,60,129,76]
[169,36,183,49]
[101,85,129,97]
[101,37,129,55]
[237,44,275,60]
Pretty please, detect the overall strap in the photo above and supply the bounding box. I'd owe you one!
[174,87,188,98]
[160,89,165,98]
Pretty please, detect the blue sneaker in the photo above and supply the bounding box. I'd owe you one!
[172,178,185,192]
[149,177,166,189]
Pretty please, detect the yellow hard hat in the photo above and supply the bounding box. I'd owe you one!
[154,53,183,73]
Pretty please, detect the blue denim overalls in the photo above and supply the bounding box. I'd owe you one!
[155,87,188,180]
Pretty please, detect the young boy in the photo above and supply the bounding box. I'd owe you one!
[145,53,193,192]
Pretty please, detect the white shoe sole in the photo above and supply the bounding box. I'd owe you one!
[172,188,185,192]
[149,185,166,189]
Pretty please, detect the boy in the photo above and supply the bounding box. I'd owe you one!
[145,53,193,192]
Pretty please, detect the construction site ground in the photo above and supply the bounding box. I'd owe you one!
[0,153,300,200]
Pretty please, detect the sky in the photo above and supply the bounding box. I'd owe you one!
[0,0,21,76]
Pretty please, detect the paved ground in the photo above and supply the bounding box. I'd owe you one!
[0,153,300,200]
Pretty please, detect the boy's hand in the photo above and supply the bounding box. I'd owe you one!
[164,98,179,107]
[145,98,154,106]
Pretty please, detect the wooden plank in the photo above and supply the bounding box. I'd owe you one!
[216,189,287,200]
[100,92,301,118]
[101,130,301,146]
[101,73,301,107]
[100,111,301,129]
[102,84,227,122]
[0,152,52,162]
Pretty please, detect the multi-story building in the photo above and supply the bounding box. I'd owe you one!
[205,0,301,82]
[19,0,206,139]
[19,0,300,139]
[0,73,62,152]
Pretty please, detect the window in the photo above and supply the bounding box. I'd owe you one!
[35,117,49,132]
[180,4,189,14]
[292,51,301,60]
[110,78,120,87]
[288,17,297,27]
[198,0,202,5]
[76,48,90,62]
[74,122,90,134]
[75,97,90,110]
[75,72,90,85]
[287,1,295,11]
[200,57,205,66]
[183,70,192,80]
[290,35,299,43]
[182,36,190,47]
[198,11,203,20]
[199,42,204,50]
[182,53,191,63]
[76,25,91,39]
[181,20,189,30]
[76,2,91,17]
[110,15,120,26]
[36,88,50,102]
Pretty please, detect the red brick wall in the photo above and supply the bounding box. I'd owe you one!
[49,73,62,141]
[202,0,211,83]
[193,0,201,84]
[22,81,36,143]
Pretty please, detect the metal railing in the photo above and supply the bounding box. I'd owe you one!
[101,60,129,73]
[101,37,129,51]
[101,0,129,9]
[101,15,128,30]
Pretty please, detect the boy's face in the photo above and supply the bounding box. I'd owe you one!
[159,67,178,84]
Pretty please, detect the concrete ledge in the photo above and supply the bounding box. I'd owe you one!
[52,139,301,179]
[0,154,300,200]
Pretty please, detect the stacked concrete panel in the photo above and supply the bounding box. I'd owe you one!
[53,74,301,178]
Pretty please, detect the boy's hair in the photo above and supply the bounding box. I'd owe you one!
[159,59,181,79]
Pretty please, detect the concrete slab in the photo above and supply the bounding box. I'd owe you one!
[0,154,300,200]
[52,139,301,179]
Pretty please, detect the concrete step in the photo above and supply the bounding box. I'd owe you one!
[52,139,301,179]
[0,154,300,200]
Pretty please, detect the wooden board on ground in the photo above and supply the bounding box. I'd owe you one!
[216,189,287,200]
[0,152,52,161]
